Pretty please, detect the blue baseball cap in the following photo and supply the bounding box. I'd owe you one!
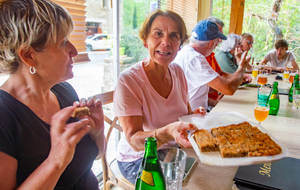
[192,20,227,41]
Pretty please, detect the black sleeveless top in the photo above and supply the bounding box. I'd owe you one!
[0,82,99,190]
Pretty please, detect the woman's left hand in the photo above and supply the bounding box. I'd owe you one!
[170,122,198,148]
[192,106,207,114]
[73,98,105,136]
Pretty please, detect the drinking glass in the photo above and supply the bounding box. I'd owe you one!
[257,70,268,86]
[158,148,187,190]
[254,103,270,124]
[289,70,298,84]
[257,86,271,104]
[252,65,258,80]
[283,68,290,82]
[293,87,300,110]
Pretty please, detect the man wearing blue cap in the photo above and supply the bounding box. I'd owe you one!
[174,20,250,111]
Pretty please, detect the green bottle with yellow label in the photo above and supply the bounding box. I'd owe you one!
[135,137,166,190]
[268,81,280,116]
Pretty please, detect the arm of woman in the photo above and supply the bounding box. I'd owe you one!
[118,116,198,152]
[0,106,91,190]
[0,151,17,189]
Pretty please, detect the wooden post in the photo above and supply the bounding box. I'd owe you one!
[229,0,245,35]
[197,0,212,22]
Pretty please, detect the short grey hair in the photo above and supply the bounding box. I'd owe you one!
[241,33,254,41]
[219,34,241,52]
[0,0,74,74]
[189,36,210,47]
[205,16,224,28]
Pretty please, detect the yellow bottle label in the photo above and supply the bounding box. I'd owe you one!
[141,170,154,186]
[270,94,276,100]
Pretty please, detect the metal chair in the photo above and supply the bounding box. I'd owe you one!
[91,91,135,190]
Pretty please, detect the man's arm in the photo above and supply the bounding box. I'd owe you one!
[260,58,284,72]
[207,51,248,95]
[218,69,232,78]
[291,60,299,71]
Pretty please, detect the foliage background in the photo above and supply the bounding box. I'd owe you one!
[121,0,169,62]
[212,0,300,65]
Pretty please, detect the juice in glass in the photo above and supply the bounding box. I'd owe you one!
[252,69,258,79]
[283,72,289,82]
[254,106,269,123]
[257,75,267,85]
[289,74,295,84]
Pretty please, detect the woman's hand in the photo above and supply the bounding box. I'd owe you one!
[192,106,207,114]
[74,98,105,137]
[74,98,106,159]
[234,46,243,63]
[48,106,91,169]
[168,122,198,148]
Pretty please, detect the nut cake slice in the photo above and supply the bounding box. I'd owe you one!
[193,129,219,152]
[193,122,282,158]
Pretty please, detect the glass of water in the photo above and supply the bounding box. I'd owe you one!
[257,85,271,104]
[158,148,187,190]
[293,87,300,109]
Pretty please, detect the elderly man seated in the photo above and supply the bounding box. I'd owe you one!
[260,39,299,72]
[174,20,251,111]
[240,33,254,52]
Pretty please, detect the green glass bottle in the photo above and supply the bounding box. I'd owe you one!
[268,81,280,115]
[135,137,166,190]
[289,74,299,102]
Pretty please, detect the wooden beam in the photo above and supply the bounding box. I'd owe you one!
[197,0,212,22]
[229,0,245,35]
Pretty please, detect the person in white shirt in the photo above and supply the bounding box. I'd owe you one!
[260,39,299,72]
[174,20,251,111]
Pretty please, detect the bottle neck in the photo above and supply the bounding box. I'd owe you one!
[272,84,278,93]
[144,141,158,158]
[294,76,299,88]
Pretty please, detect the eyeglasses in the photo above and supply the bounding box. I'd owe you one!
[245,39,253,45]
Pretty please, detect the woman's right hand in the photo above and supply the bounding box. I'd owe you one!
[166,122,198,148]
[47,106,91,169]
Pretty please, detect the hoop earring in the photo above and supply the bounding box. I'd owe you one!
[29,66,36,74]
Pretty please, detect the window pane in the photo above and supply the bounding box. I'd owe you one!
[212,0,231,36]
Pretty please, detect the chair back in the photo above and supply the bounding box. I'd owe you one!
[91,91,134,190]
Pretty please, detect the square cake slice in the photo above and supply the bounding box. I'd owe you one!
[193,129,219,152]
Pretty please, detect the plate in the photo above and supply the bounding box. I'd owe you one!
[179,112,289,166]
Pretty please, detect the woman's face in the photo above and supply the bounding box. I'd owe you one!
[33,32,78,83]
[144,16,181,66]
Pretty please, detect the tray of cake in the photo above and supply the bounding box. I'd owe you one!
[179,112,289,166]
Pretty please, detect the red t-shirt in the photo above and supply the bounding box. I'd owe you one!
[206,52,221,100]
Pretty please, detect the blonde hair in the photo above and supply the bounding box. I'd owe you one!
[139,10,188,46]
[0,0,74,74]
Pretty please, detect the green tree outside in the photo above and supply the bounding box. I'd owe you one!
[212,0,300,65]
